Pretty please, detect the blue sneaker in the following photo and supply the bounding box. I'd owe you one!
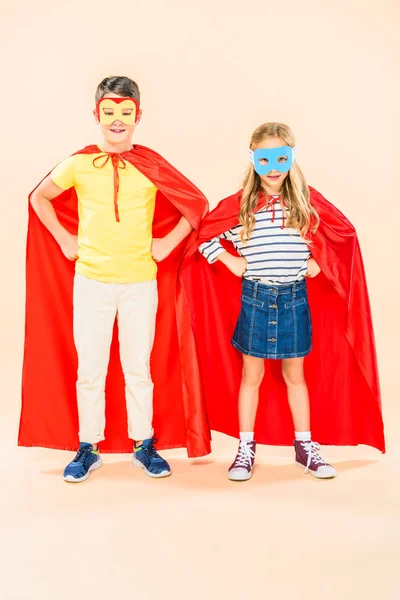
[132,437,171,478]
[63,442,103,483]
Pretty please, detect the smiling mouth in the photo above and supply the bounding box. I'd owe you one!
[267,174,281,179]
[110,128,126,133]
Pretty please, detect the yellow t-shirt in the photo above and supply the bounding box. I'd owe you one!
[51,153,158,283]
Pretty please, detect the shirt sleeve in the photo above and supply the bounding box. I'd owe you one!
[50,156,76,190]
[198,231,232,264]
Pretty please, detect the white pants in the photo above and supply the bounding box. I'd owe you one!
[73,274,158,443]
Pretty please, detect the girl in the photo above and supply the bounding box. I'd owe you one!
[194,122,383,480]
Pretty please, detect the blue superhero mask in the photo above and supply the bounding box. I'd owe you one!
[249,146,297,175]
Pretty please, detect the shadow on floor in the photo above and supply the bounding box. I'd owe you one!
[41,458,378,490]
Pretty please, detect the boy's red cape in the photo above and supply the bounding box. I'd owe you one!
[19,145,212,457]
[180,187,385,452]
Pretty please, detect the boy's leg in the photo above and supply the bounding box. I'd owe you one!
[73,274,117,444]
[117,279,158,442]
[118,279,170,477]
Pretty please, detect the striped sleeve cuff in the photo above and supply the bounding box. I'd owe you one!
[198,239,226,264]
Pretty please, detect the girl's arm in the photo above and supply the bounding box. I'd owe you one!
[306,257,321,278]
[199,233,247,277]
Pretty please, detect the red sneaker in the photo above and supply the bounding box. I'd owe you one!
[294,440,337,479]
[228,440,256,481]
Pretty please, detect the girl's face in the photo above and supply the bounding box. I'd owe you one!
[255,136,290,193]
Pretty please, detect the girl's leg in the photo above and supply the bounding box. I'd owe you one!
[228,354,264,481]
[238,354,265,431]
[282,357,336,479]
[281,357,310,432]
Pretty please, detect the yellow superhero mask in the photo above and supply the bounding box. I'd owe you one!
[96,97,140,125]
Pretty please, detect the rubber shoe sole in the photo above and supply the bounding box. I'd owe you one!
[131,455,171,478]
[63,456,103,483]
[295,462,337,479]
[228,468,252,481]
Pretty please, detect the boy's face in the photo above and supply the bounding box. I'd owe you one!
[94,93,142,147]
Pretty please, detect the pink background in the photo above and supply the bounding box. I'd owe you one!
[0,1,399,598]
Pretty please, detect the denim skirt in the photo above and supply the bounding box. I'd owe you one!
[231,278,312,359]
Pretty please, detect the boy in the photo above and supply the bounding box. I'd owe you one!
[21,76,211,481]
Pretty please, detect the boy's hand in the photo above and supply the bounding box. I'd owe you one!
[305,257,321,278]
[151,238,173,262]
[218,253,248,277]
[60,234,79,261]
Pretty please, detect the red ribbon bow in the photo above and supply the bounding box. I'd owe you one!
[92,153,127,222]
[266,195,285,229]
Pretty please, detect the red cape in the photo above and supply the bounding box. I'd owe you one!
[181,187,385,452]
[19,144,211,457]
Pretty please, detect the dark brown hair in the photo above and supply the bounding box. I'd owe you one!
[95,76,140,104]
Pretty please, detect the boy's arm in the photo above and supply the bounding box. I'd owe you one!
[151,216,192,262]
[30,176,78,261]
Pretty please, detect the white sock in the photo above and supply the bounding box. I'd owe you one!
[295,431,311,442]
[240,432,254,443]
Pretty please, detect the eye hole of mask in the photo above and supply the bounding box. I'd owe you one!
[258,158,269,165]
[97,98,139,125]
[277,156,288,163]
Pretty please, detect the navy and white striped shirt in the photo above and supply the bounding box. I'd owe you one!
[199,199,310,285]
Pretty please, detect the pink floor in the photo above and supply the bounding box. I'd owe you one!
[1,357,399,600]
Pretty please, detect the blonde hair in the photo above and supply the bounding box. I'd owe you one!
[239,122,319,243]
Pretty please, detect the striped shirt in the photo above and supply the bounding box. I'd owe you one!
[199,199,311,285]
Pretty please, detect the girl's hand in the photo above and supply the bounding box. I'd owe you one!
[306,257,321,278]
[225,255,248,277]
[60,234,78,261]
[151,238,173,262]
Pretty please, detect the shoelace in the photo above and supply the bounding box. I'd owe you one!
[302,441,326,473]
[145,437,163,460]
[72,447,92,465]
[92,152,127,222]
[233,441,255,468]
[266,195,285,230]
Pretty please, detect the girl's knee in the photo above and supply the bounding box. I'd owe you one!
[282,364,305,386]
[242,363,265,388]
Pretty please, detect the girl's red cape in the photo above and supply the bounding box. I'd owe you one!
[180,187,385,452]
